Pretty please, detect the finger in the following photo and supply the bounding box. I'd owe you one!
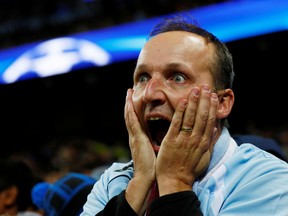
[204,92,219,151]
[195,89,218,153]
[166,98,188,137]
[124,88,139,135]
[180,87,200,134]
[192,84,211,136]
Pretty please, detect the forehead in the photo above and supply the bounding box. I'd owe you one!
[145,31,207,50]
[137,31,212,67]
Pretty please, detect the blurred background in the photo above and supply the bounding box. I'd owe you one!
[1,0,288,174]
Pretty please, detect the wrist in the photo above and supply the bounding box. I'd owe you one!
[157,178,193,196]
[125,177,154,214]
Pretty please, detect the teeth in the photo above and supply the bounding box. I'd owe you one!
[148,117,162,121]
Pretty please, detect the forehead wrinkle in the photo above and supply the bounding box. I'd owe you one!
[165,62,191,71]
[135,61,190,73]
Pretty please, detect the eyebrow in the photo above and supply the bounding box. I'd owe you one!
[135,62,190,71]
[165,62,191,71]
[134,63,148,71]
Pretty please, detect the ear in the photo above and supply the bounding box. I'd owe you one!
[217,89,234,119]
[2,186,18,206]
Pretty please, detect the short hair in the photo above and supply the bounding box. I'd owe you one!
[0,159,39,211]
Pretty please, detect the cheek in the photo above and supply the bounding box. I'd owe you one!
[173,90,190,106]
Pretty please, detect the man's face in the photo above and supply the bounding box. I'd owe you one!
[132,31,214,149]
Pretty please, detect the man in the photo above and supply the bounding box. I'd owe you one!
[81,15,288,215]
[0,159,43,216]
[31,172,96,216]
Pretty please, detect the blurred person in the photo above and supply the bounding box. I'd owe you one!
[0,159,43,216]
[31,172,96,216]
[46,137,119,173]
[81,14,288,215]
[245,121,288,160]
[42,137,130,181]
[233,134,287,162]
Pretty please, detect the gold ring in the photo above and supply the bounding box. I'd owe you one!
[181,127,192,133]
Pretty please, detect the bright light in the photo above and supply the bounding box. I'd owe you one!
[0,0,287,84]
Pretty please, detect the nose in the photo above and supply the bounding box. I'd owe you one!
[142,77,166,105]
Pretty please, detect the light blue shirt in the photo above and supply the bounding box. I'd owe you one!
[81,127,288,215]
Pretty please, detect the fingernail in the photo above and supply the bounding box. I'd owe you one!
[180,99,188,108]
[192,87,200,97]
[211,93,218,100]
[202,84,211,93]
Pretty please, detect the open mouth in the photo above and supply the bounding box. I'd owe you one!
[147,118,170,146]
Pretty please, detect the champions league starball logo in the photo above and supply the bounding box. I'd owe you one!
[2,37,111,84]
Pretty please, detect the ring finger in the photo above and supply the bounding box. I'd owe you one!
[180,86,200,134]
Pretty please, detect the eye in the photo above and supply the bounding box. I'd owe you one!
[138,73,150,83]
[172,73,186,83]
